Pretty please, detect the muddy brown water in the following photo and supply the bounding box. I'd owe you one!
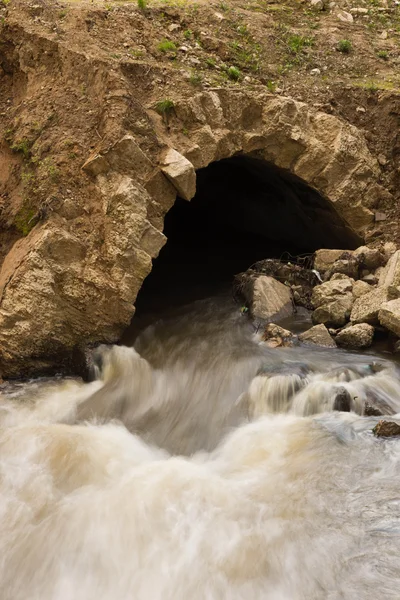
[0,293,400,599]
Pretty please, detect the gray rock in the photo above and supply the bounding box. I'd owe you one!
[336,323,375,349]
[299,324,337,347]
[251,276,293,322]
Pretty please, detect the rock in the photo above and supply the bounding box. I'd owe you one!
[375,212,387,222]
[352,280,372,299]
[312,296,353,328]
[373,420,400,438]
[325,254,359,280]
[361,273,378,285]
[250,276,293,322]
[330,273,351,281]
[311,278,354,308]
[351,287,390,325]
[299,324,337,347]
[353,245,385,270]
[161,148,196,201]
[82,153,110,177]
[379,298,400,337]
[335,323,375,349]
[364,403,383,417]
[262,323,294,347]
[310,68,321,76]
[314,249,348,273]
[333,387,351,412]
[383,242,397,262]
[337,10,354,23]
[378,250,400,299]
[310,0,326,9]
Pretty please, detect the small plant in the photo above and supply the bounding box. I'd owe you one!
[10,139,32,159]
[287,34,314,55]
[337,39,352,53]
[1,0,11,6]
[154,98,175,115]
[183,29,192,40]
[137,0,147,8]
[266,80,276,93]
[59,9,67,18]
[189,70,202,86]
[206,57,216,68]
[366,81,378,92]
[157,39,177,53]
[377,50,388,60]
[227,65,240,81]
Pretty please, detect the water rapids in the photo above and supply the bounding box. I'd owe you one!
[1,294,400,599]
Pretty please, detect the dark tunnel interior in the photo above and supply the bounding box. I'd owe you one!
[131,155,361,324]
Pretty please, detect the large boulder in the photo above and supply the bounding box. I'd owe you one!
[312,296,353,328]
[335,323,374,349]
[299,324,337,347]
[250,276,293,322]
[311,278,354,308]
[351,287,390,325]
[324,253,359,280]
[352,280,372,299]
[378,298,400,337]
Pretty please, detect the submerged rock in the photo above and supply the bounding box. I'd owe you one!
[299,324,337,348]
[373,420,400,438]
[335,323,375,349]
[333,387,351,412]
[364,403,384,417]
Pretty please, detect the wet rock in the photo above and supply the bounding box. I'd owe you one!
[373,420,400,438]
[311,278,354,308]
[335,323,375,349]
[364,403,383,417]
[352,280,372,299]
[379,298,400,337]
[250,276,293,322]
[353,246,385,271]
[299,324,337,348]
[351,287,390,325]
[314,249,349,274]
[333,387,351,412]
[312,296,353,328]
[261,323,294,348]
[161,148,196,201]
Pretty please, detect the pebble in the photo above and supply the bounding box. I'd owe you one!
[310,68,321,76]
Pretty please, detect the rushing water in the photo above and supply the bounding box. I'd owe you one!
[1,294,400,599]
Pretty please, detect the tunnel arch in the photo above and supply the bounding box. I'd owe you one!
[132,154,361,319]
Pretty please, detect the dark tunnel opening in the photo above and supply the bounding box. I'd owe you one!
[130,155,361,328]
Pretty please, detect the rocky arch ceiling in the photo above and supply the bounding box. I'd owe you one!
[0,89,389,376]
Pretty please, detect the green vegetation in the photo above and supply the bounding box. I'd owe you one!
[184,29,193,40]
[14,203,38,237]
[287,34,314,55]
[154,98,175,115]
[227,65,240,81]
[377,50,388,60]
[157,39,177,53]
[189,71,202,86]
[266,80,276,93]
[337,39,352,54]
[10,139,32,159]
[206,57,216,68]
[137,0,147,8]
[1,0,11,6]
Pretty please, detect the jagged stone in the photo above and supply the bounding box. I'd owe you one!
[312,295,353,328]
[262,323,295,348]
[299,324,337,347]
[314,249,347,273]
[378,298,400,337]
[335,323,375,349]
[311,278,354,309]
[353,246,385,271]
[351,287,390,325]
[352,280,372,299]
[378,250,400,300]
[161,148,196,201]
[373,420,400,438]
